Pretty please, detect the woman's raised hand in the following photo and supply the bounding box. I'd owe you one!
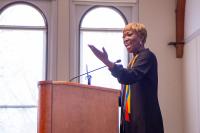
[88,44,108,63]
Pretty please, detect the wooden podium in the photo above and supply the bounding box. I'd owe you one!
[37,81,120,133]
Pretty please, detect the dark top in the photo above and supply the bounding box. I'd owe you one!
[110,49,164,133]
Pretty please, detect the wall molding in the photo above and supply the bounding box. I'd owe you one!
[72,0,137,3]
[185,28,200,44]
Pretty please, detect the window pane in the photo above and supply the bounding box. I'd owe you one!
[81,7,125,28]
[0,108,37,133]
[0,30,45,105]
[0,3,46,133]
[80,31,127,89]
[80,7,127,89]
[0,4,45,26]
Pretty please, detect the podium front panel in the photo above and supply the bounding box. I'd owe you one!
[38,81,120,133]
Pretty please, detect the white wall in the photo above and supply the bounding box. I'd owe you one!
[183,0,200,133]
[139,0,183,133]
[183,37,200,133]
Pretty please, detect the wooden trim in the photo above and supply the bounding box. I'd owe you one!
[38,82,53,133]
[169,0,185,58]
[176,0,185,58]
[38,80,120,93]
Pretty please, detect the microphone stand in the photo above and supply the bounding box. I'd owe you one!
[86,65,92,85]
[69,59,121,83]
[69,65,107,82]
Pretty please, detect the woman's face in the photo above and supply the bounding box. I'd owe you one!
[123,30,141,53]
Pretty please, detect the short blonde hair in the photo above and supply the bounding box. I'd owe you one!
[123,23,147,43]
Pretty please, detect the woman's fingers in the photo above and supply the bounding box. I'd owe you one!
[102,47,108,57]
[88,44,109,63]
[88,44,102,58]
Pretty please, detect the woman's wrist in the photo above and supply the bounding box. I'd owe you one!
[103,60,115,69]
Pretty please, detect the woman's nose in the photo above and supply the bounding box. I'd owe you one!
[123,37,128,43]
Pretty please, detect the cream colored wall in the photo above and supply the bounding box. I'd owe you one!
[183,0,200,133]
[183,36,200,133]
[139,0,183,133]
[56,0,70,80]
[56,0,184,133]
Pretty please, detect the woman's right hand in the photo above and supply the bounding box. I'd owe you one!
[88,44,108,63]
[88,44,114,69]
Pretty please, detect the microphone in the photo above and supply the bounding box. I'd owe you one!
[86,65,92,85]
[69,59,121,82]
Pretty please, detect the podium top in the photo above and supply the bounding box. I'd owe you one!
[38,80,120,93]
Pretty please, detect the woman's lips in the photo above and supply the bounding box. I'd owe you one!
[125,44,131,49]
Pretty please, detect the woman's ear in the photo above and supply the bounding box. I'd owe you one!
[139,35,145,44]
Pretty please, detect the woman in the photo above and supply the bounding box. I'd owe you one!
[88,22,164,133]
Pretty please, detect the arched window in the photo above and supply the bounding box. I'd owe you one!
[0,3,47,133]
[79,6,127,89]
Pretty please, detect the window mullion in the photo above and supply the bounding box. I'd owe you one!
[0,25,46,30]
[0,105,37,108]
[80,27,123,32]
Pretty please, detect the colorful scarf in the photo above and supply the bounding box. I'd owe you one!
[123,54,138,122]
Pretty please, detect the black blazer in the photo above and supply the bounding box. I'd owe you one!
[110,49,164,133]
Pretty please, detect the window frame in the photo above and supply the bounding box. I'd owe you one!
[0,2,48,133]
[79,6,128,88]
[0,1,48,79]
[69,0,139,82]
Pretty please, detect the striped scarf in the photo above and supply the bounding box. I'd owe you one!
[123,54,138,122]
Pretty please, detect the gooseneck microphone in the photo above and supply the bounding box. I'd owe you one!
[69,59,121,82]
